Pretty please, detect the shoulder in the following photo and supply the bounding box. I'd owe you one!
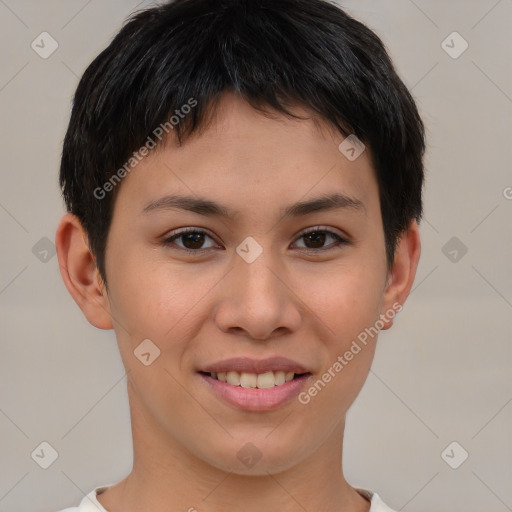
[53,484,113,512]
[57,485,396,512]
[357,488,398,512]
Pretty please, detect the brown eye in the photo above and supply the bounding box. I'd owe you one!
[163,228,218,253]
[303,231,327,249]
[293,228,349,252]
[179,232,206,250]
[162,226,349,256]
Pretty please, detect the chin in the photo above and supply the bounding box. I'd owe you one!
[197,437,307,476]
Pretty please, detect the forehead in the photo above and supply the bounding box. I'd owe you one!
[112,93,379,222]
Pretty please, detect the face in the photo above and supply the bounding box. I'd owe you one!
[69,93,415,475]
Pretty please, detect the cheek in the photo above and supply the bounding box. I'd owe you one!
[106,248,229,384]
[106,247,199,337]
[305,263,384,341]
[296,263,383,405]
[296,268,382,422]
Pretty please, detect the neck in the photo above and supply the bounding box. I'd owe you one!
[97,383,370,512]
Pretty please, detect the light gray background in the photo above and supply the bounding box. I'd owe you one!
[0,1,511,511]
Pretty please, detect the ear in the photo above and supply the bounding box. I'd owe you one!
[55,213,113,330]
[379,220,421,330]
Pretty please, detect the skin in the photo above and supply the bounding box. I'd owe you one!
[56,92,420,512]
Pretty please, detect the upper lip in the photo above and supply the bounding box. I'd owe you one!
[200,357,310,374]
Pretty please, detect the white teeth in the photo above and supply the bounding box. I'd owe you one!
[226,371,241,386]
[274,371,286,386]
[257,371,276,389]
[240,372,257,388]
[208,370,298,388]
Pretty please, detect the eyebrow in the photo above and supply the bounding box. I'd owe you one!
[141,192,365,218]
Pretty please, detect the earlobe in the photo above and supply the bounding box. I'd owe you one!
[379,220,421,330]
[55,213,113,330]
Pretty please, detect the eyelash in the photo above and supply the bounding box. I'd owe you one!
[162,226,349,256]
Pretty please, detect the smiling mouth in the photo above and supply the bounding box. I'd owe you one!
[199,370,310,389]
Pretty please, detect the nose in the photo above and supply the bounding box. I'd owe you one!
[212,246,302,341]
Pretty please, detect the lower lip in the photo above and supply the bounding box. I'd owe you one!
[198,373,312,412]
